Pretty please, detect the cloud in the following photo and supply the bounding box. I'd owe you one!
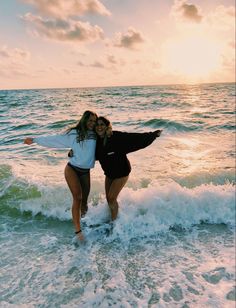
[22,13,104,43]
[0,45,31,80]
[0,67,31,79]
[76,55,125,70]
[206,5,235,31]
[172,0,202,23]
[107,54,117,64]
[76,59,105,68]
[106,54,126,67]
[113,27,145,50]
[21,0,111,18]
[0,45,30,60]
[77,60,86,66]
[90,61,105,68]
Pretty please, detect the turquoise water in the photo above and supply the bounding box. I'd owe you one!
[0,83,235,307]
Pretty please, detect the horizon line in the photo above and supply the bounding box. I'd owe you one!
[0,80,235,92]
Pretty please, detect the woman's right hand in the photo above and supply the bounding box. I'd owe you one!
[24,137,34,145]
[68,149,73,157]
[106,125,113,137]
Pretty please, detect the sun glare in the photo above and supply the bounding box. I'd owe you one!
[163,36,222,82]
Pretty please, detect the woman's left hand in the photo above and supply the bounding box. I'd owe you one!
[155,130,162,137]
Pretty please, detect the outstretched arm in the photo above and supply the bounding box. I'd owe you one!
[24,133,74,148]
[119,129,162,154]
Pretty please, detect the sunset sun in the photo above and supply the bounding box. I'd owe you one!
[163,35,222,82]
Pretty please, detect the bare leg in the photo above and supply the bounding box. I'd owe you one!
[105,176,128,221]
[80,172,91,217]
[64,164,84,241]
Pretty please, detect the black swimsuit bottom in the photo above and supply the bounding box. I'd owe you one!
[67,162,90,177]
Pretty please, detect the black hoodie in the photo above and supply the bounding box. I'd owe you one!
[96,130,158,179]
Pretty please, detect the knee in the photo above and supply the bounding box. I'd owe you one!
[72,195,82,203]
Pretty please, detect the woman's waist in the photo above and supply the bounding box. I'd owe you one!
[69,156,95,169]
[67,162,90,172]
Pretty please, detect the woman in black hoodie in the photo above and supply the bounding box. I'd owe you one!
[95,116,162,221]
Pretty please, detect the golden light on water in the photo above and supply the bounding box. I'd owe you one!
[167,132,233,178]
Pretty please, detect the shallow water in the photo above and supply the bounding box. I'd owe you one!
[0,83,235,307]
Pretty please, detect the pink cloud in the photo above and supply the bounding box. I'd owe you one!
[0,45,30,59]
[171,0,202,23]
[21,0,111,18]
[113,27,145,50]
[22,13,104,43]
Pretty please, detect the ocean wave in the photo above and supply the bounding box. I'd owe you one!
[47,119,75,130]
[13,123,39,131]
[208,124,236,131]
[172,170,235,187]
[1,166,235,236]
[0,164,42,212]
[142,119,199,131]
[140,118,235,133]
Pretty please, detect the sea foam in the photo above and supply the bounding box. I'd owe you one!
[6,179,234,240]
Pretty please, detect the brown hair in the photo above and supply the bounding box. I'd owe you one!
[67,110,97,141]
[96,116,112,145]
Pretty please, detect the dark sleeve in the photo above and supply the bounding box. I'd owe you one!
[118,131,158,154]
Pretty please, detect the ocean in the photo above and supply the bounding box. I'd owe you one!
[0,83,235,308]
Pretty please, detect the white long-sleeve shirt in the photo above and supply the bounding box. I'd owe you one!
[34,129,96,169]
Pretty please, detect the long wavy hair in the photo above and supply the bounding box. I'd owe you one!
[67,110,98,141]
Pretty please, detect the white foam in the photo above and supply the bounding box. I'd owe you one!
[17,180,235,242]
[111,181,235,240]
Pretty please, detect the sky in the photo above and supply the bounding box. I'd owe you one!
[0,0,235,90]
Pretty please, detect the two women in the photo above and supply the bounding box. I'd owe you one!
[24,111,162,241]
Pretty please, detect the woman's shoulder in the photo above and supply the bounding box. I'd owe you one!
[108,131,122,140]
[67,129,78,135]
[112,130,124,136]
[112,131,132,138]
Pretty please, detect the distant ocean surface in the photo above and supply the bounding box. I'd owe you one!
[0,83,235,307]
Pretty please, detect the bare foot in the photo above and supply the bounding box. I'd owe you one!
[77,232,85,242]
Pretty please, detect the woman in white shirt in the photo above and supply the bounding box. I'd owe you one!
[24,110,98,242]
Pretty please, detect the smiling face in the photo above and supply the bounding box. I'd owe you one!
[95,119,107,137]
[86,114,97,131]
